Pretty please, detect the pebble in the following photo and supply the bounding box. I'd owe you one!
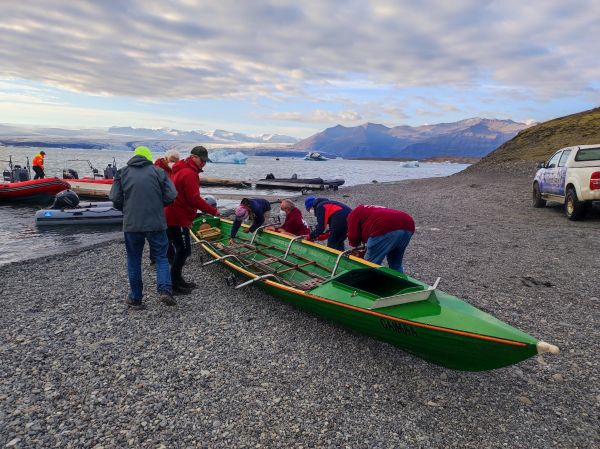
[5,438,21,447]
[518,396,533,406]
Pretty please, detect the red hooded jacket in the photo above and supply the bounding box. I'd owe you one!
[347,205,415,247]
[165,157,218,227]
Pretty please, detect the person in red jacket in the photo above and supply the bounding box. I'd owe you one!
[267,199,310,236]
[164,146,219,294]
[347,204,415,273]
[154,149,180,179]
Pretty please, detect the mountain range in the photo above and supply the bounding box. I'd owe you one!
[107,127,299,144]
[293,118,531,159]
[0,118,531,159]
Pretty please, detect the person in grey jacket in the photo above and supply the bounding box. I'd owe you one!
[109,146,178,309]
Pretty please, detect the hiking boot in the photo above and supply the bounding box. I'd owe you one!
[126,298,146,310]
[159,291,177,306]
[172,283,192,296]
[179,279,197,289]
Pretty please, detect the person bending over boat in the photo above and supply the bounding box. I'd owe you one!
[165,146,219,295]
[32,150,46,179]
[347,205,415,273]
[109,146,178,309]
[305,197,352,251]
[266,199,310,236]
[154,149,180,179]
[230,197,272,240]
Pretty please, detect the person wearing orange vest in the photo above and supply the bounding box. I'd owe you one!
[32,151,46,179]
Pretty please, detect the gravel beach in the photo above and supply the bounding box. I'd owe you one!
[1,164,599,448]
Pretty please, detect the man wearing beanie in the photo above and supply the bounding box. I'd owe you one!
[165,145,219,294]
[109,146,178,309]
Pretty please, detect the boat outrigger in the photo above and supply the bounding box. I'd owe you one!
[191,214,559,371]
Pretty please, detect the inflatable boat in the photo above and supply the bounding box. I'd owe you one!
[255,174,345,190]
[0,178,71,202]
[35,200,123,226]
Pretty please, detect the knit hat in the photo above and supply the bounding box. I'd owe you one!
[304,196,316,211]
[133,146,152,161]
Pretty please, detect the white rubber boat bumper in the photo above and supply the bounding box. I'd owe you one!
[536,341,560,355]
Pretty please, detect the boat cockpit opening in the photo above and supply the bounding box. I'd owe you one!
[333,268,423,297]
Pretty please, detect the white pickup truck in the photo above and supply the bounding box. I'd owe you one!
[532,144,600,220]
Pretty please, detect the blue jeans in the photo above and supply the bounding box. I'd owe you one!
[124,231,172,301]
[365,230,413,273]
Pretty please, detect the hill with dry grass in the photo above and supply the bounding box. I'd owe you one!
[476,108,600,168]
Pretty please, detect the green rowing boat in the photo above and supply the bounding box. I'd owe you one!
[191,215,559,371]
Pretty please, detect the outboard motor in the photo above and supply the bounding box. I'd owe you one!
[2,169,11,182]
[51,190,80,210]
[12,165,30,182]
[62,168,79,179]
[103,164,117,179]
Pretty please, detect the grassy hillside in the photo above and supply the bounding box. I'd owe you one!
[477,107,600,165]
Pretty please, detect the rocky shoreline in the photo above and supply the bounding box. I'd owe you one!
[1,163,598,448]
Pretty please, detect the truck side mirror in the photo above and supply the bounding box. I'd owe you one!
[536,161,546,169]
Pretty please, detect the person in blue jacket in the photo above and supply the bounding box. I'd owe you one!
[305,196,352,251]
[230,197,272,239]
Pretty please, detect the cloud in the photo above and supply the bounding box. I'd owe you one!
[265,109,363,124]
[0,0,598,104]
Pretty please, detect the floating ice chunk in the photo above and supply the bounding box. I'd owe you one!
[209,150,248,164]
[402,160,420,168]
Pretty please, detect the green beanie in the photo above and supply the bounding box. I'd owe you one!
[133,146,152,161]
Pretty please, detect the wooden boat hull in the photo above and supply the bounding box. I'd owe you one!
[191,215,556,371]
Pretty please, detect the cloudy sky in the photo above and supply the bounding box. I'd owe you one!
[1,0,599,138]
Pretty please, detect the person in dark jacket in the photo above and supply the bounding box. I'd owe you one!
[305,196,352,251]
[347,204,415,273]
[109,146,178,309]
[230,197,272,239]
[165,146,219,294]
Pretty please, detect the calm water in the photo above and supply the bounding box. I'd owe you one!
[0,146,468,265]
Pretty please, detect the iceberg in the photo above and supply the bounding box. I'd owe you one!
[209,150,248,164]
[402,160,419,168]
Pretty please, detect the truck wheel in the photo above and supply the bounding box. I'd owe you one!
[565,188,586,220]
[532,183,546,208]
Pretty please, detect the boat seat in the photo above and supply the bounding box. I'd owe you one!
[295,278,322,291]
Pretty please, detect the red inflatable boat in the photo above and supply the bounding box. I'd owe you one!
[61,178,113,185]
[0,178,71,201]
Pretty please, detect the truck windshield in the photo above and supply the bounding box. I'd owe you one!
[575,148,600,161]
